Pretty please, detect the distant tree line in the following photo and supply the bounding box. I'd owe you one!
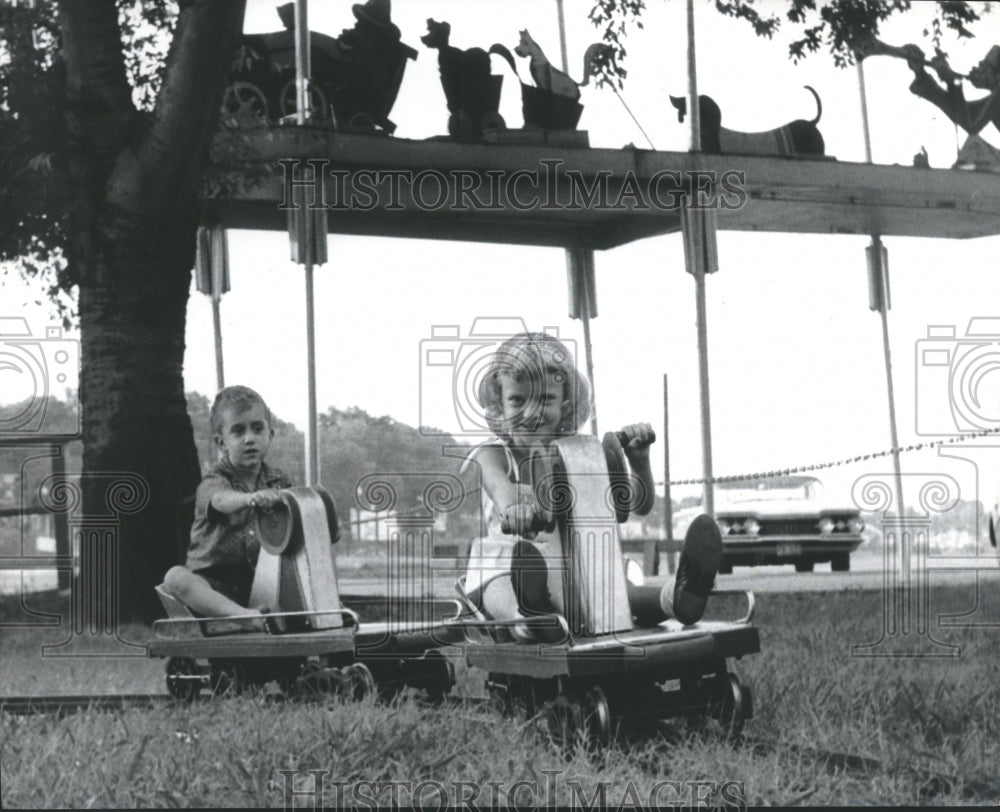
[1,396,990,555]
[184,394,483,548]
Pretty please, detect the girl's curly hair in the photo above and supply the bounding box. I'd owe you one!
[476,332,592,440]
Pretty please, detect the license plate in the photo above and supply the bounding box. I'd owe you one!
[777,543,802,558]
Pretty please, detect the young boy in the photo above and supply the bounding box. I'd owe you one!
[163,386,293,629]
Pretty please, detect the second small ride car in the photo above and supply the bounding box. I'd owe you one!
[674,475,865,573]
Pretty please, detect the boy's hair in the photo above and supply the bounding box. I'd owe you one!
[476,332,592,439]
[210,386,272,436]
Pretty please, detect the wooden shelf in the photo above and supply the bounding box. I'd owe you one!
[204,127,1000,249]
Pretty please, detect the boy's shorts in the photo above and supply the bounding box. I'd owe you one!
[191,564,254,609]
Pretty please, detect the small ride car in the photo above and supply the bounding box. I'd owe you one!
[673,475,865,573]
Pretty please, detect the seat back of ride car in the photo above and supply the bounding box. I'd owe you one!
[250,486,344,630]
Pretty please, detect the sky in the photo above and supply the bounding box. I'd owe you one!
[3,0,999,524]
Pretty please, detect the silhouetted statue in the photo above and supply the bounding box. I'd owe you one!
[902,43,1000,137]
[224,0,416,133]
[670,87,826,158]
[854,36,1000,170]
[421,19,508,140]
[490,32,609,131]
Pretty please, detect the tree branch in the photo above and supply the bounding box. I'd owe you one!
[108,0,246,220]
[57,0,132,116]
[56,0,134,288]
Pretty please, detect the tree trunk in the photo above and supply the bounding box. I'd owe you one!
[78,210,201,622]
[59,0,246,622]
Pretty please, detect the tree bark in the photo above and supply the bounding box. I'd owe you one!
[58,0,246,621]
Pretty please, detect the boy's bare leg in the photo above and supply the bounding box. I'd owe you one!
[163,566,269,631]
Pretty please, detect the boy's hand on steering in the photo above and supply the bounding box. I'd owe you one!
[249,489,283,511]
[619,423,655,460]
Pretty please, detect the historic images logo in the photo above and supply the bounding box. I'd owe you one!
[279,157,748,213]
[278,770,748,810]
[914,317,1000,438]
[0,317,79,435]
[418,317,576,439]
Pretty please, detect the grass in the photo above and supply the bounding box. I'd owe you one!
[2,584,999,807]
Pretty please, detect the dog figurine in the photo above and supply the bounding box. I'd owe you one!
[670,87,826,157]
[421,18,492,83]
[421,18,509,138]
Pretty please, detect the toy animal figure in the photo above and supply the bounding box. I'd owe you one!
[670,87,826,158]
[514,29,581,100]
[492,34,611,131]
[421,18,508,139]
[422,19,491,79]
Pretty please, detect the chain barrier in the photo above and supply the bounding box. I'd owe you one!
[663,427,1000,487]
[346,428,998,501]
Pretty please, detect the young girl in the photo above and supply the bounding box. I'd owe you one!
[461,331,722,640]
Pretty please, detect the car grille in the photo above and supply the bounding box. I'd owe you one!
[759,520,817,536]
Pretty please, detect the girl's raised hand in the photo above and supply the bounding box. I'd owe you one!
[618,423,656,459]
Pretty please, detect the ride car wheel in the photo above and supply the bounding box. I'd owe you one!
[166,656,202,702]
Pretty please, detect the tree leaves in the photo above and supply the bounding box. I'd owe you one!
[588,0,989,81]
[0,0,179,321]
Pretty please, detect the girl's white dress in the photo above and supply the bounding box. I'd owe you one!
[460,440,565,619]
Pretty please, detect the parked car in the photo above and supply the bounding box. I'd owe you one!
[673,475,865,573]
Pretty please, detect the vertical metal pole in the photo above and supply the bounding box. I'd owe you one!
[685,0,701,153]
[858,59,904,517]
[211,295,225,391]
[294,0,319,486]
[685,0,714,516]
[555,0,598,435]
[555,0,569,75]
[694,269,714,516]
[880,300,905,518]
[662,374,673,575]
[856,60,873,164]
[580,264,598,437]
[871,237,905,518]
[304,263,318,485]
[294,0,311,124]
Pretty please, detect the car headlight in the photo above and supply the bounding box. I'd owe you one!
[848,517,865,534]
[718,520,732,536]
[818,517,835,535]
[743,518,760,536]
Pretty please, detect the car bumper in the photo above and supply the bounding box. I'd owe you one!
[722,536,862,566]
